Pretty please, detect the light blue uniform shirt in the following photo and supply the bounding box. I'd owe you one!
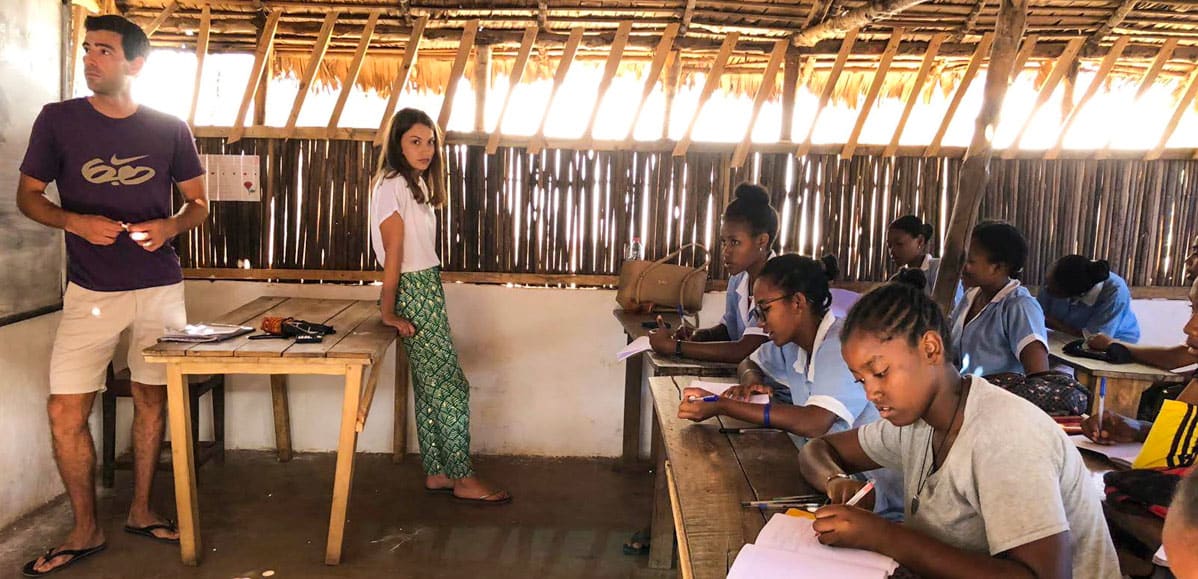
[748,313,879,434]
[949,279,1048,376]
[1036,273,1140,343]
[720,270,768,341]
[897,254,964,307]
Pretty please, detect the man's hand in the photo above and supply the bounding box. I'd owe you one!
[65,213,123,246]
[126,218,178,252]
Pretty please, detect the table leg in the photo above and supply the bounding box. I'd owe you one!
[1100,377,1152,418]
[648,414,676,570]
[270,375,293,462]
[622,337,645,464]
[165,363,202,565]
[326,364,365,565]
[393,344,410,463]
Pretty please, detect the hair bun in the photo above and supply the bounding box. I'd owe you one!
[820,254,840,281]
[1090,259,1111,281]
[920,224,934,240]
[733,183,771,207]
[892,268,928,290]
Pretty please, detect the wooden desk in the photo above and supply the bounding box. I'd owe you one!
[1047,333,1183,417]
[144,297,398,566]
[648,375,816,577]
[613,310,738,464]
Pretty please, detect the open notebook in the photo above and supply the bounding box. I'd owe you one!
[691,380,770,404]
[728,513,899,579]
[1068,434,1142,468]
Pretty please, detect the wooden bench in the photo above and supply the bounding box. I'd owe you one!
[648,375,817,577]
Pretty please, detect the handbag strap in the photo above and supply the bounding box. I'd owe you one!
[632,243,709,308]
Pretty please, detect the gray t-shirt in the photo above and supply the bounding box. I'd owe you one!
[857,377,1119,578]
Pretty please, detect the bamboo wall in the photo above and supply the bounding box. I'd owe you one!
[182,137,1198,288]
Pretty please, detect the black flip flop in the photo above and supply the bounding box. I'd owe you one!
[123,520,180,544]
[21,543,107,577]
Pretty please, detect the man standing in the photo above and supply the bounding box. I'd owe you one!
[16,15,208,577]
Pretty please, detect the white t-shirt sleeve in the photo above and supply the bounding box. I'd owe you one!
[373,179,404,224]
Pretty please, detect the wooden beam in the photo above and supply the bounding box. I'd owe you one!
[622,23,680,145]
[673,32,740,157]
[955,0,987,39]
[792,0,929,47]
[1148,65,1198,161]
[1003,36,1084,157]
[932,0,1026,311]
[186,4,211,127]
[803,0,830,28]
[1085,0,1138,53]
[841,28,903,159]
[796,29,858,158]
[732,38,788,168]
[780,48,800,142]
[884,33,942,157]
[581,21,633,145]
[681,0,697,33]
[374,15,428,147]
[486,26,539,154]
[435,19,479,131]
[1010,34,1038,81]
[144,0,177,37]
[326,10,379,132]
[529,26,583,155]
[1097,38,1175,158]
[228,9,282,145]
[472,46,491,133]
[1045,36,1128,159]
[662,49,683,139]
[283,11,338,137]
[925,32,992,157]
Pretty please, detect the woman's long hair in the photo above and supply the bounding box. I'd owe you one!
[379,108,446,207]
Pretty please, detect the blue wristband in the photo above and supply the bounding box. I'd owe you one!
[763,403,772,428]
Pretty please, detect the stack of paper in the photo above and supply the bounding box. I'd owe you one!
[1069,434,1142,468]
[728,513,898,578]
[616,336,653,361]
[691,380,770,404]
[158,323,254,343]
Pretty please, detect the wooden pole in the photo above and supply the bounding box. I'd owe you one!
[473,45,491,134]
[732,38,788,168]
[186,4,211,127]
[436,19,480,131]
[673,32,740,157]
[582,21,633,146]
[662,50,683,140]
[374,16,428,147]
[229,9,282,145]
[841,28,903,159]
[1098,38,1176,158]
[486,26,539,154]
[326,10,380,133]
[925,32,992,157]
[284,11,339,137]
[884,33,942,156]
[144,0,177,37]
[528,26,583,155]
[781,48,800,142]
[1003,36,1084,157]
[796,29,858,157]
[792,0,929,47]
[623,23,680,145]
[932,0,1027,311]
[1045,36,1128,159]
[1148,65,1198,161]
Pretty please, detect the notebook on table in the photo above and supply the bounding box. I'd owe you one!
[728,513,898,578]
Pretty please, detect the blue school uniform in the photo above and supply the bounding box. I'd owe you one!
[1037,273,1140,343]
[898,254,964,306]
[748,313,878,433]
[949,279,1048,376]
[721,270,768,341]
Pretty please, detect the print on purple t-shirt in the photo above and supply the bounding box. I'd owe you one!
[20,98,205,291]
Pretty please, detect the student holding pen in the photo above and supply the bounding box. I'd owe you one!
[798,281,1119,578]
[647,183,774,363]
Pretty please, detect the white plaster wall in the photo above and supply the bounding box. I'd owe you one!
[1130,299,1190,347]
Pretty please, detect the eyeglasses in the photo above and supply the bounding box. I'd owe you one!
[753,293,794,320]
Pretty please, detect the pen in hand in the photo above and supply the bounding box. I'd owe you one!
[686,394,720,403]
[845,480,875,507]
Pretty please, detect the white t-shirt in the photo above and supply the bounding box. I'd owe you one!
[857,377,1119,578]
[370,174,440,273]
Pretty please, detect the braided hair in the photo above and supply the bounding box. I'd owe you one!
[758,254,839,317]
[842,281,953,358]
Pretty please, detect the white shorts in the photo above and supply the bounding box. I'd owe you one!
[50,282,187,394]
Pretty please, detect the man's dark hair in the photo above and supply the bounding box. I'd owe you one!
[84,15,150,61]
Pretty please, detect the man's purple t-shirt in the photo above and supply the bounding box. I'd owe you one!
[20,98,205,292]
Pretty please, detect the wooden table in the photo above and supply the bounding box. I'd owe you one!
[648,375,817,577]
[143,297,399,566]
[1047,332,1184,417]
[613,309,738,464]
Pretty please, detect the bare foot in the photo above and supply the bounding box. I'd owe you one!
[30,528,105,574]
[452,476,511,502]
[126,510,179,541]
[425,473,454,491]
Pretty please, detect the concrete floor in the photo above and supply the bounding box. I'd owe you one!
[0,452,673,579]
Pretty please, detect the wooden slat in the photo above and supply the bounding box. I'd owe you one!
[796,29,858,157]
[732,38,788,168]
[283,301,377,358]
[582,21,633,145]
[528,26,583,155]
[841,28,904,159]
[327,11,380,132]
[186,4,210,127]
[1148,65,1198,161]
[623,23,680,145]
[884,33,942,157]
[228,9,282,145]
[925,32,993,157]
[183,298,352,357]
[144,0,177,37]
[1011,34,1039,80]
[673,32,740,157]
[781,49,800,142]
[374,15,428,147]
[144,297,288,356]
[1098,38,1176,159]
[486,25,539,154]
[283,11,339,137]
[1046,36,1128,159]
[326,316,397,364]
[435,19,479,131]
[1003,36,1085,157]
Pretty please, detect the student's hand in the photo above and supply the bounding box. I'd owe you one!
[1086,334,1114,351]
[65,213,123,246]
[723,383,773,402]
[812,504,889,551]
[126,218,178,252]
[677,387,722,422]
[1082,410,1143,444]
[382,311,416,338]
[648,328,676,354]
[672,324,695,341]
[826,477,875,510]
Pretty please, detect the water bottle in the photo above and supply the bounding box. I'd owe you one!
[627,237,643,261]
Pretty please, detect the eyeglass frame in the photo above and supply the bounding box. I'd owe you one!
[752,293,796,321]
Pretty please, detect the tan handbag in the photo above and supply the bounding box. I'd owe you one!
[616,244,709,313]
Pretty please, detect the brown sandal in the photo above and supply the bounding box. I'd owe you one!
[452,490,513,505]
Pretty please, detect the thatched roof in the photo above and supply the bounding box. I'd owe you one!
[111,0,1198,103]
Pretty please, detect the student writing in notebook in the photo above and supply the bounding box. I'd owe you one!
[798,282,1120,578]
[647,183,772,362]
[1038,254,1140,343]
